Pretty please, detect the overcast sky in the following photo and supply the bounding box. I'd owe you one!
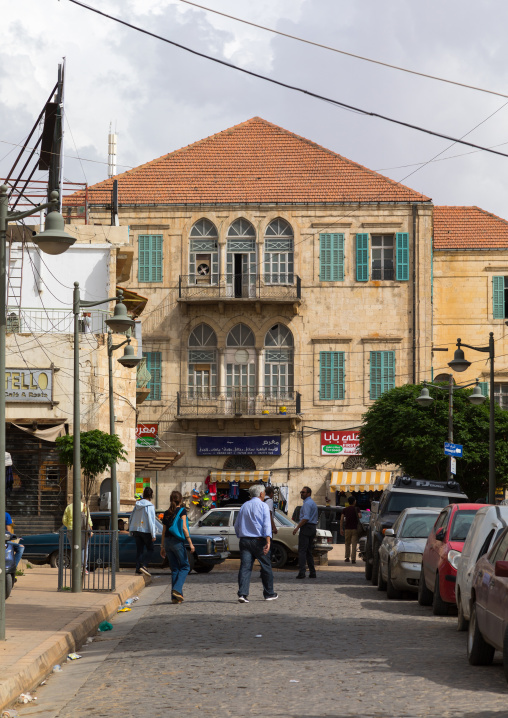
[4,0,508,217]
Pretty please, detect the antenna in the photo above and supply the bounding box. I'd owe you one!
[108,124,117,179]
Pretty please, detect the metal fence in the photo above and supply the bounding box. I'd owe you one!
[57,527,117,591]
[177,390,301,417]
[179,275,301,301]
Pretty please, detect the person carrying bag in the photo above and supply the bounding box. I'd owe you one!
[161,490,195,604]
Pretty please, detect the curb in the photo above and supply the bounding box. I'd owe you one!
[0,573,149,713]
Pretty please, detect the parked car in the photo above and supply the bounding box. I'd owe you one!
[21,511,229,573]
[467,526,508,680]
[456,504,508,631]
[377,507,441,599]
[191,506,333,568]
[418,503,483,615]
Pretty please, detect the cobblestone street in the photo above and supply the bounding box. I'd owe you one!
[20,561,508,718]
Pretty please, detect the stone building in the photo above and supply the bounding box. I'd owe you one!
[69,117,434,510]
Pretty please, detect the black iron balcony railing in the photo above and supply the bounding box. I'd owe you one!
[177,390,301,417]
[178,274,301,301]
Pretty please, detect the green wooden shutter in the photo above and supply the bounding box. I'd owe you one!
[143,352,161,400]
[370,351,395,400]
[396,232,409,281]
[319,351,345,400]
[356,233,369,281]
[138,235,163,282]
[479,382,489,397]
[319,234,344,281]
[493,276,505,319]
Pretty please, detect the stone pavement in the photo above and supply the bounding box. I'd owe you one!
[0,566,147,712]
[10,547,508,718]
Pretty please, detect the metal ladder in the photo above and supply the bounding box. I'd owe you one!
[6,227,25,331]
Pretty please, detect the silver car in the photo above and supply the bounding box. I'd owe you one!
[377,507,441,598]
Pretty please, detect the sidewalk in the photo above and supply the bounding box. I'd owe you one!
[0,566,148,713]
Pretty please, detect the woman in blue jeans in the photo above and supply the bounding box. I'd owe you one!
[160,491,195,604]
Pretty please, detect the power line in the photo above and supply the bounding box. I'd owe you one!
[66,0,508,160]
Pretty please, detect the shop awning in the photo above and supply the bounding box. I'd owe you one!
[117,286,148,318]
[135,450,183,472]
[210,470,272,483]
[330,470,392,492]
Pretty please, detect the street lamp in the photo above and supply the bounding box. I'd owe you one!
[107,330,140,569]
[416,376,485,481]
[448,334,496,504]
[0,186,75,640]
[71,284,135,593]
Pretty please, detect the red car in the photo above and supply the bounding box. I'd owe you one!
[418,503,483,615]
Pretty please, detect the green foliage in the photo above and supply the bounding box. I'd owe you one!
[359,383,508,499]
[56,429,127,482]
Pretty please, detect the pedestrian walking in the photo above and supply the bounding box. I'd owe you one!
[293,486,318,579]
[235,484,278,603]
[129,487,156,576]
[160,490,195,604]
[340,496,362,564]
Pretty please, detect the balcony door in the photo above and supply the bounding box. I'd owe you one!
[226,219,256,298]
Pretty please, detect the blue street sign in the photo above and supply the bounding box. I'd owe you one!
[444,442,463,458]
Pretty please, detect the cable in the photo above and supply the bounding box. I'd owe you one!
[65,0,508,160]
[177,0,508,101]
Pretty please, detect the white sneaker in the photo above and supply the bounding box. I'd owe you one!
[238,595,249,603]
[264,593,278,601]
[139,567,151,577]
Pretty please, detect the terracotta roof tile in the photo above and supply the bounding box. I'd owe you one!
[434,206,508,250]
[67,117,430,206]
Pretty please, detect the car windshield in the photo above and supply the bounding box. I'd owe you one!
[399,513,438,538]
[450,509,478,541]
[386,494,456,514]
[275,510,296,527]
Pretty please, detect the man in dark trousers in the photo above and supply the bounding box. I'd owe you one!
[340,495,362,564]
[293,486,318,579]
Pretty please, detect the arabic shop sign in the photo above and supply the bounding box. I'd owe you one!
[321,430,360,456]
[136,423,158,446]
[5,368,53,403]
[196,435,281,456]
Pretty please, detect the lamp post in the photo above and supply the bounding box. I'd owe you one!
[107,330,140,569]
[0,185,76,640]
[71,285,135,593]
[416,376,485,481]
[447,334,496,504]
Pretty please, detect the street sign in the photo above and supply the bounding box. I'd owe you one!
[450,457,457,475]
[444,442,463,457]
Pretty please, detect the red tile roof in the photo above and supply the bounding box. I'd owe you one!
[434,206,508,250]
[67,117,430,206]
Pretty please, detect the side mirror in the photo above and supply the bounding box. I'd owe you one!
[198,520,202,527]
[384,528,395,537]
[495,560,508,578]
[435,527,446,541]
[371,501,379,514]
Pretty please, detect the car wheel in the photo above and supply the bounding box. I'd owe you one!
[418,564,433,606]
[386,561,402,599]
[49,550,70,569]
[194,563,214,573]
[457,589,469,632]
[270,543,288,569]
[364,539,373,581]
[5,573,13,599]
[371,542,380,585]
[467,601,494,666]
[377,559,387,591]
[432,572,449,616]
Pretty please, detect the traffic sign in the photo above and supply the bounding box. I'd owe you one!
[450,457,457,475]
[444,442,463,457]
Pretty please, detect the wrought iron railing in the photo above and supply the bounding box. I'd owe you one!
[58,527,117,591]
[6,307,108,334]
[178,274,301,301]
[177,390,301,417]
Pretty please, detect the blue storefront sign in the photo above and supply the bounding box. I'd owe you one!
[196,435,281,456]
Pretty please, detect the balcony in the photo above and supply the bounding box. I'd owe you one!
[6,307,108,334]
[178,274,302,314]
[176,390,302,429]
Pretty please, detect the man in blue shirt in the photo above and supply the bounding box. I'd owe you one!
[234,484,278,603]
[293,486,318,579]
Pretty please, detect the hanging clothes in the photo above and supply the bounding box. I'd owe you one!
[205,474,217,499]
[229,480,240,500]
[5,452,13,496]
[279,485,289,513]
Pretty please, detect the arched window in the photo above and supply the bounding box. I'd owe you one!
[188,323,217,396]
[434,373,453,384]
[264,218,294,285]
[226,324,255,347]
[225,324,256,400]
[264,323,294,397]
[226,219,256,298]
[189,219,218,285]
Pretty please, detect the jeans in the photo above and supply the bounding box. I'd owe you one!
[344,529,358,560]
[133,531,154,571]
[238,537,275,598]
[164,537,190,595]
[298,524,317,575]
[10,542,24,568]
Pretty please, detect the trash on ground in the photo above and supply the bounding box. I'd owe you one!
[40,681,46,686]
[18,693,37,704]
[289,680,300,683]
[67,653,81,660]
[98,621,113,632]
[86,637,94,643]
[2,709,19,717]
[117,606,131,613]
[255,634,262,637]
[52,665,62,672]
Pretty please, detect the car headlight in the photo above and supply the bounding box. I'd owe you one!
[398,552,422,563]
[447,549,461,570]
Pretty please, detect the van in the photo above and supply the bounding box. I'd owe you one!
[456,505,508,630]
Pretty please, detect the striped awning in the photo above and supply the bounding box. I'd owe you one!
[330,470,392,492]
[210,470,271,483]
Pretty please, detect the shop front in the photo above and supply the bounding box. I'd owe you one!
[330,470,392,509]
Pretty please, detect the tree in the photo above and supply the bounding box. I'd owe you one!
[359,383,508,499]
[56,429,127,492]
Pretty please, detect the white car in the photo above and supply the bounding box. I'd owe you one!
[191,506,333,568]
[456,504,508,630]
